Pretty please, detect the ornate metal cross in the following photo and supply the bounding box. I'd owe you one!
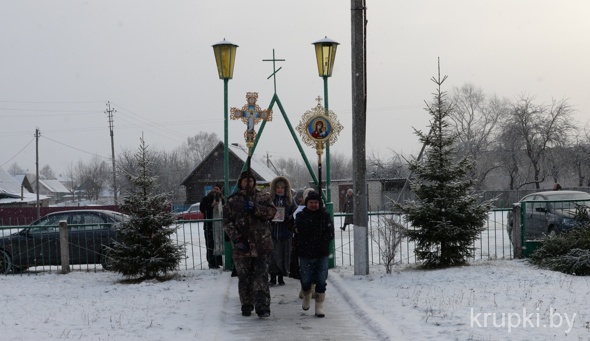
[230,92,272,153]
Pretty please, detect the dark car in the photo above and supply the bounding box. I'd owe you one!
[175,203,204,221]
[0,209,128,274]
[507,190,590,243]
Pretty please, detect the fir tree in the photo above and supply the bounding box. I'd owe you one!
[108,137,184,280]
[396,62,493,268]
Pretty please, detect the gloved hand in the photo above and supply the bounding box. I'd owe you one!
[244,198,255,212]
[233,236,250,253]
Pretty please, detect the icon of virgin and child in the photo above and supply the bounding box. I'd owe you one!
[310,118,330,139]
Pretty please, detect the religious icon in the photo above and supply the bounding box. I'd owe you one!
[308,116,331,141]
[230,92,273,152]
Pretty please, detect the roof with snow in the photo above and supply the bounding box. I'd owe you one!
[0,167,22,194]
[37,179,70,194]
[0,168,50,204]
[227,143,278,181]
[180,141,278,186]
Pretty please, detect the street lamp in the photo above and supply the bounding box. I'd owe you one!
[313,36,339,77]
[212,38,238,199]
[213,39,237,272]
[313,36,338,269]
[312,37,338,207]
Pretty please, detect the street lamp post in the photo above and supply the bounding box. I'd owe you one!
[313,36,339,268]
[312,37,338,210]
[213,38,238,271]
[212,39,238,199]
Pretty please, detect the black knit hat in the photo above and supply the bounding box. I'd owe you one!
[238,170,256,189]
[304,190,321,206]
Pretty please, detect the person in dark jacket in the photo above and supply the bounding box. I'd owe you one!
[268,176,298,286]
[340,188,354,231]
[200,184,224,269]
[294,191,334,318]
[289,189,305,281]
[223,170,277,318]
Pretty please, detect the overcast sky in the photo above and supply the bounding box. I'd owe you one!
[1,1,589,176]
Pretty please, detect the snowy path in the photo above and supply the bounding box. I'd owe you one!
[215,271,404,341]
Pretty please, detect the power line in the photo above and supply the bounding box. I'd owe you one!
[41,135,110,160]
[0,100,105,104]
[0,108,98,115]
[0,137,35,168]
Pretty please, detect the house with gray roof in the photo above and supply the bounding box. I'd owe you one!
[180,142,278,204]
[0,168,50,206]
[31,178,71,204]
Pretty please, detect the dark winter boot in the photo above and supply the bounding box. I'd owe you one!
[241,304,253,317]
[278,274,285,286]
[269,275,276,286]
[257,309,271,318]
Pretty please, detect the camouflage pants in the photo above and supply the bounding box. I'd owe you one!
[234,253,271,314]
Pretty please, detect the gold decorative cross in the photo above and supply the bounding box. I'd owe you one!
[230,92,272,152]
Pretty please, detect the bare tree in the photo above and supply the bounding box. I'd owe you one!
[63,162,79,198]
[151,149,188,203]
[371,212,405,274]
[366,149,408,179]
[175,132,220,168]
[569,130,590,187]
[449,83,508,188]
[7,163,25,176]
[118,145,190,204]
[495,124,526,190]
[545,145,572,185]
[505,95,575,189]
[272,157,314,190]
[40,164,56,179]
[77,156,111,200]
[328,152,353,181]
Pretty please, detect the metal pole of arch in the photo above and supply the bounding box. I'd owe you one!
[212,39,238,271]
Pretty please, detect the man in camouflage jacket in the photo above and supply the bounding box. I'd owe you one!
[223,170,277,318]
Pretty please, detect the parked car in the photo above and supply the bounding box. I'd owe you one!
[507,190,590,243]
[0,209,128,274]
[175,203,204,221]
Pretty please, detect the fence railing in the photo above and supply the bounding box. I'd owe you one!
[1,209,513,275]
[333,209,513,267]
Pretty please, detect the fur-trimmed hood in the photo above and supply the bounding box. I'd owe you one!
[269,176,294,206]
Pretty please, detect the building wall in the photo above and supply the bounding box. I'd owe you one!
[330,180,384,212]
[182,147,266,205]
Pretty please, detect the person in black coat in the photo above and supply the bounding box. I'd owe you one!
[294,191,334,318]
[341,188,354,231]
[200,184,224,269]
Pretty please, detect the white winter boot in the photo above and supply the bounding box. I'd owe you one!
[315,293,325,317]
[302,290,312,311]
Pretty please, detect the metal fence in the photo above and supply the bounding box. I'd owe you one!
[333,209,513,267]
[1,209,514,275]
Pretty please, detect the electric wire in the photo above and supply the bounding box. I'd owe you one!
[0,137,35,168]
[41,135,110,160]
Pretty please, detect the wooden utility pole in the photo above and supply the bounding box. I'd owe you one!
[35,128,41,220]
[105,102,118,204]
[351,0,368,275]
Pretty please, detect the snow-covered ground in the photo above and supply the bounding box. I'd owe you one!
[2,259,589,340]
